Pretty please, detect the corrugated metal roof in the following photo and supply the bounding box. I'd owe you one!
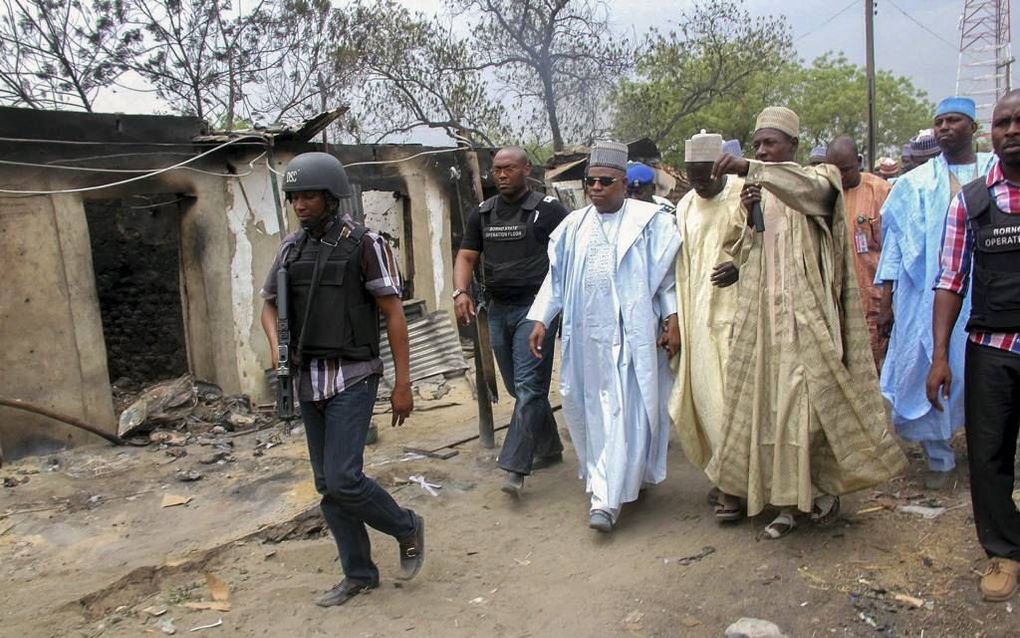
[378,310,469,390]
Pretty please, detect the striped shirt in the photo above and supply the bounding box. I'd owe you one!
[261,215,402,401]
[933,159,1020,354]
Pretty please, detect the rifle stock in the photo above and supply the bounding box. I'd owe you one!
[275,268,296,420]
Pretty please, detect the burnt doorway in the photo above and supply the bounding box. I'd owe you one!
[85,195,189,386]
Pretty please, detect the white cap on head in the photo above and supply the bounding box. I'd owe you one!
[685,129,723,163]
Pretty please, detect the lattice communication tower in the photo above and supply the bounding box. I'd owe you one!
[956,0,1013,128]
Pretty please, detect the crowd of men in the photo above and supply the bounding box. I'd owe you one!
[260,91,1020,608]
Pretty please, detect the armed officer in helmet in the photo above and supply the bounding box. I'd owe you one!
[260,152,424,607]
[453,146,569,496]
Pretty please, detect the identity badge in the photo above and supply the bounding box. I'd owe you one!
[854,230,869,254]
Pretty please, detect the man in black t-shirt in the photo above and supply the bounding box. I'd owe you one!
[454,146,569,496]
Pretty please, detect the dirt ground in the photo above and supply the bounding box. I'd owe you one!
[1,375,1018,638]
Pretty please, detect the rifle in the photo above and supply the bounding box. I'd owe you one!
[275,267,296,420]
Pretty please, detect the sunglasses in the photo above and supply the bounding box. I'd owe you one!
[584,176,619,187]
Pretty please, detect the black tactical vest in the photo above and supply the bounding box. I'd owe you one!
[479,191,554,302]
[961,178,1020,332]
[285,222,381,363]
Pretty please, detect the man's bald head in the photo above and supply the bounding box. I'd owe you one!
[494,146,531,165]
[826,135,862,190]
[492,146,532,200]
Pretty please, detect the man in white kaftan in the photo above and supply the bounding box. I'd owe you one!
[527,141,681,532]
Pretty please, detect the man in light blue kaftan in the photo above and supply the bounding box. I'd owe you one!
[527,141,681,533]
[876,96,995,488]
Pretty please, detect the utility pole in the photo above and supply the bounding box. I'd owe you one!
[865,0,877,172]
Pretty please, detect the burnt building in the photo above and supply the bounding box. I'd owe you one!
[0,106,484,460]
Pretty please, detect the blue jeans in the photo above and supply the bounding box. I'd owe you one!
[487,300,563,475]
[300,375,415,585]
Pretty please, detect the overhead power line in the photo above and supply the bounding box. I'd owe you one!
[796,0,861,44]
[886,0,958,48]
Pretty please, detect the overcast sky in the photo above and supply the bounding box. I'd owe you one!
[94,0,1017,129]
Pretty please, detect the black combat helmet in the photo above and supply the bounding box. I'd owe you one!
[282,152,352,200]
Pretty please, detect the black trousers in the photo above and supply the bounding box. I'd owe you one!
[300,375,416,585]
[964,341,1020,561]
[487,300,563,475]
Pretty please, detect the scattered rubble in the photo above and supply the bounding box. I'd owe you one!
[117,375,269,441]
[672,545,716,566]
[724,617,787,638]
[161,494,193,508]
[175,470,203,482]
[157,617,177,635]
[896,504,947,519]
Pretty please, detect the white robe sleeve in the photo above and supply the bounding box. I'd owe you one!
[527,221,567,326]
[527,272,560,327]
[655,268,678,318]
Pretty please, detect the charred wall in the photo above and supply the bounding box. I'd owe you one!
[85,196,189,385]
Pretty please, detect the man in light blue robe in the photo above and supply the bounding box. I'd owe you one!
[876,96,994,489]
[527,141,681,532]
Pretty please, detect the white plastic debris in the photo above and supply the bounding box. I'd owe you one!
[189,618,223,632]
[408,475,441,496]
[896,504,947,520]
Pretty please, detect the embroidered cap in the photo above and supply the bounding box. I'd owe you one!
[910,128,941,159]
[588,141,629,173]
[684,129,724,163]
[754,106,799,139]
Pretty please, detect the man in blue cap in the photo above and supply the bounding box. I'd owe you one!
[808,145,827,166]
[876,96,995,490]
[627,161,674,212]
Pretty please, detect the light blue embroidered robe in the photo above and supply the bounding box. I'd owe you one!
[528,199,680,516]
[875,153,994,442]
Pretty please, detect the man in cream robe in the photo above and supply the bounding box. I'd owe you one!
[667,132,745,517]
[708,107,908,538]
[528,141,681,533]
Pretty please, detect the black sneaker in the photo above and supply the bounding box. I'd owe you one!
[398,511,425,581]
[531,452,563,470]
[314,579,376,607]
[501,471,525,496]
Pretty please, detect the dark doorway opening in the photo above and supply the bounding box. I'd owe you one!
[85,195,189,385]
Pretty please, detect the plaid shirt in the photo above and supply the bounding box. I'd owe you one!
[934,159,1020,354]
[261,215,402,401]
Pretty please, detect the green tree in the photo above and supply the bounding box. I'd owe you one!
[612,0,794,164]
[789,53,932,159]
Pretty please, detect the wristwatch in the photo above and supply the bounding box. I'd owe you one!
[452,288,467,300]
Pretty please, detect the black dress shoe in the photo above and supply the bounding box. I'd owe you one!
[501,471,524,496]
[531,452,563,470]
[314,579,376,607]
[398,511,425,581]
